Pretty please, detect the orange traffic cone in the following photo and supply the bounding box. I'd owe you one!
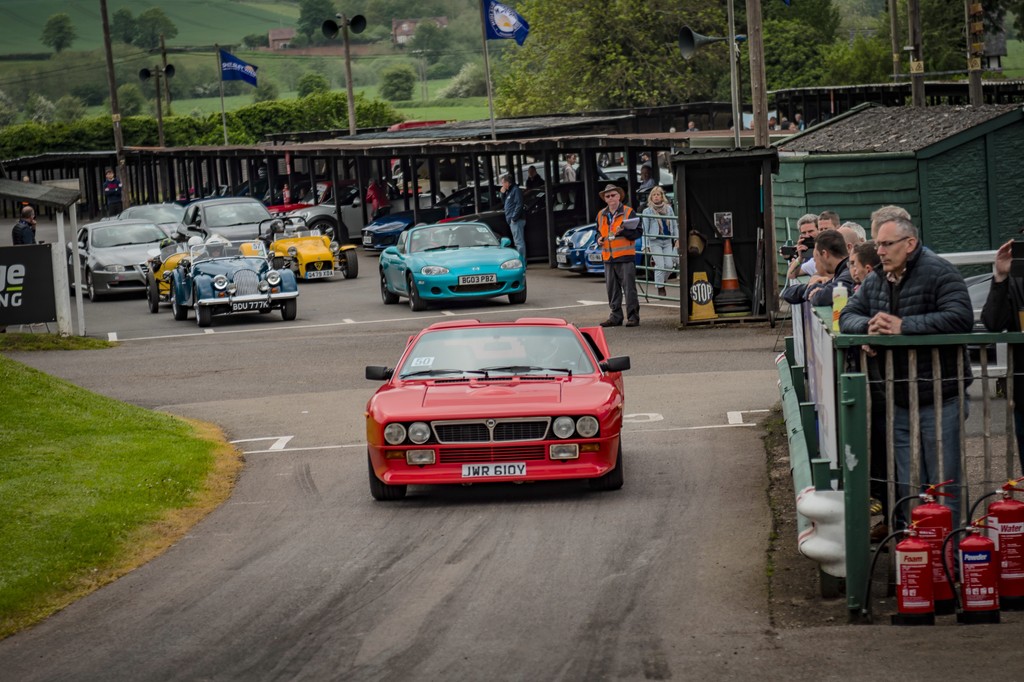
[713,238,750,316]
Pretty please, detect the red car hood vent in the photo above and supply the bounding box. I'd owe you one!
[422,381,563,407]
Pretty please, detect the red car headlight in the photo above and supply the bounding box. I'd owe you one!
[384,423,407,445]
[576,416,599,438]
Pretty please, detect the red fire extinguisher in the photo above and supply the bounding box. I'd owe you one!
[943,516,1001,625]
[988,477,1024,611]
[892,525,935,625]
[910,480,956,615]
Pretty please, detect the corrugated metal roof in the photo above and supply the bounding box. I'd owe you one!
[0,178,80,209]
[777,104,1023,154]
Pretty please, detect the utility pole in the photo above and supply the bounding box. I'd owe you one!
[908,0,925,106]
[160,33,173,115]
[888,0,901,82]
[726,0,741,148]
[746,0,768,148]
[965,0,985,105]
[99,0,130,208]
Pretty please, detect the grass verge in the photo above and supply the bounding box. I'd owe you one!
[0,333,114,352]
[0,355,243,638]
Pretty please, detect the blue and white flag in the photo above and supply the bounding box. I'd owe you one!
[483,0,529,46]
[220,49,258,87]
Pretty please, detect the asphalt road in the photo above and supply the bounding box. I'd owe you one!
[3,226,1023,679]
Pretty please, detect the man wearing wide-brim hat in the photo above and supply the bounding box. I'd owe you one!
[596,182,642,327]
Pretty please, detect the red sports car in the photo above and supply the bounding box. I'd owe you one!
[364,317,631,500]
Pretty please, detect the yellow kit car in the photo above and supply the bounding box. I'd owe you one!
[145,239,191,313]
[266,227,359,281]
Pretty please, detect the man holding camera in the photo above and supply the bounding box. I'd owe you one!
[784,213,820,280]
[780,229,853,306]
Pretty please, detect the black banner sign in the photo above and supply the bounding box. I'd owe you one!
[0,245,56,325]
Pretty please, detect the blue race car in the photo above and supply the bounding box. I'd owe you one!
[169,236,299,327]
[362,185,502,251]
[379,222,526,311]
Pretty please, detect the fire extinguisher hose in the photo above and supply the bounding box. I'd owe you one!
[969,491,1000,523]
[861,529,908,623]
[941,527,969,614]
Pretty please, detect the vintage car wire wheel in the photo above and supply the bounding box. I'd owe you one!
[380,269,399,304]
[146,276,160,314]
[508,283,527,305]
[407,274,427,311]
[341,250,359,279]
[281,298,297,321]
[367,452,407,501]
[588,442,624,491]
[171,292,188,321]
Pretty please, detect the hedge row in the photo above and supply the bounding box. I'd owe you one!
[0,92,403,159]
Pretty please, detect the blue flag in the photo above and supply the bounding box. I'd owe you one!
[483,0,529,46]
[220,49,258,87]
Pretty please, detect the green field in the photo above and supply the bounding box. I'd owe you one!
[6,0,294,54]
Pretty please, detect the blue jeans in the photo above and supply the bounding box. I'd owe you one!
[509,219,526,263]
[893,397,967,526]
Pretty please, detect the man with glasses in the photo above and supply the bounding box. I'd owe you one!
[840,215,974,526]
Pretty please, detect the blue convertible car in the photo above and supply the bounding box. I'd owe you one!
[169,237,299,327]
[379,222,526,311]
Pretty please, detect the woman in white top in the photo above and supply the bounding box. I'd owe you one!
[640,186,678,297]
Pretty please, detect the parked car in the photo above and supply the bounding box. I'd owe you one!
[554,222,647,275]
[169,237,299,327]
[263,223,358,281]
[144,238,192,313]
[361,185,503,251]
[283,181,372,239]
[379,221,526,310]
[118,203,186,234]
[363,317,631,500]
[67,219,170,300]
[457,183,587,262]
[177,197,288,243]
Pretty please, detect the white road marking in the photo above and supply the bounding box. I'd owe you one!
[441,311,455,316]
[727,409,771,424]
[623,413,664,423]
[107,332,117,342]
[204,328,215,334]
[231,436,294,450]
[117,300,614,342]
[343,318,355,323]
[624,423,757,433]
[241,444,364,454]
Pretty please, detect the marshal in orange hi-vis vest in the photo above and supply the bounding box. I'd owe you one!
[598,206,636,262]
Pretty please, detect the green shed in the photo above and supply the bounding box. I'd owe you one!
[772,103,1024,284]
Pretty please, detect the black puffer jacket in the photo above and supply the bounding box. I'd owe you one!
[839,245,973,407]
[981,275,1024,404]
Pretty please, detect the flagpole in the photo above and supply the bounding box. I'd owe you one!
[216,44,229,144]
[478,2,498,141]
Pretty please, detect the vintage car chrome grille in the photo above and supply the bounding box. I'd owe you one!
[433,418,550,443]
[439,445,547,463]
[233,270,260,296]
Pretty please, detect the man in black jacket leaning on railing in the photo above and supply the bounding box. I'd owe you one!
[839,215,974,525]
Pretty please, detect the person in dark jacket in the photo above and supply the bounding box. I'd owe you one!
[780,229,854,306]
[103,168,123,217]
[981,238,1024,474]
[500,173,526,262]
[840,216,974,525]
[11,206,36,245]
